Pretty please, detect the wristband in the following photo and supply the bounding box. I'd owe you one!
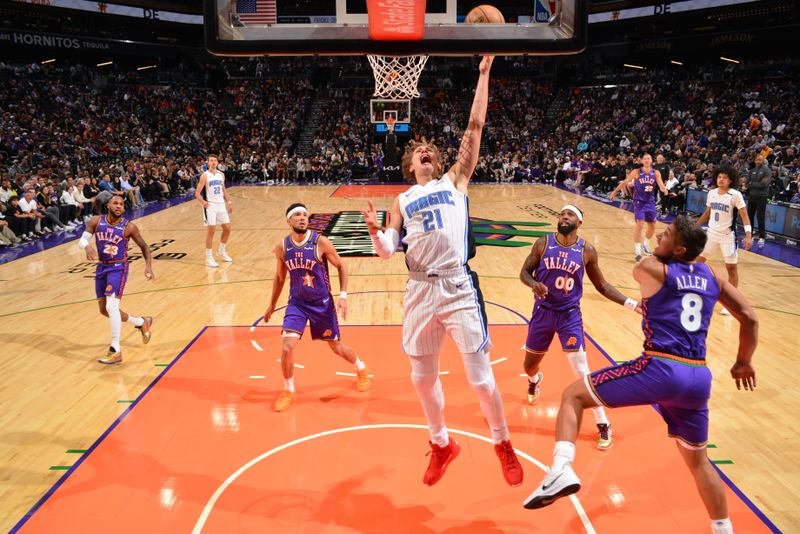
[339,291,347,299]
[744,225,752,234]
[78,231,92,249]
[624,298,639,310]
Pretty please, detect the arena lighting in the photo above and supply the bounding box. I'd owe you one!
[136,65,157,71]
[623,63,644,70]
[720,56,740,64]
[40,59,56,64]
[671,60,683,66]
[603,84,617,88]
[96,61,113,67]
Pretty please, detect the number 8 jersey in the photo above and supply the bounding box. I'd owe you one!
[399,175,472,272]
[534,234,585,311]
[642,260,720,360]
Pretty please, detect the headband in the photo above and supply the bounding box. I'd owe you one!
[286,206,308,219]
[561,204,584,222]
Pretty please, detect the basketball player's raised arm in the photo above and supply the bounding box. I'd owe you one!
[317,236,350,320]
[448,56,494,193]
[519,237,548,298]
[127,222,155,281]
[711,265,758,390]
[363,198,403,259]
[632,256,666,299]
[584,243,639,311]
[79,215,101,261]
[655,170,669,195]
[264,244,288,323]
[195,172,209,208]
[609,170,636,201]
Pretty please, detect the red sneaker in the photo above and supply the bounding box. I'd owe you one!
[423,438,461,486]
[494,440,524,487]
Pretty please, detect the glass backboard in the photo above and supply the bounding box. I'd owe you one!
[204,1,586,56]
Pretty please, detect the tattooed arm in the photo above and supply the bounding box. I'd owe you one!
[447,56,494,194]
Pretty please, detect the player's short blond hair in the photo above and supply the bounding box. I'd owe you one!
[401,141,443,183]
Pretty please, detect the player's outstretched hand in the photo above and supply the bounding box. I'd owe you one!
[730,361,756,391]
[85,246,98,261]
[362,200,380,234]
[479,56,494,74]
[337,297,348,321]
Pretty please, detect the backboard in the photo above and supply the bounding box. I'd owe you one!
[204,1,586,56]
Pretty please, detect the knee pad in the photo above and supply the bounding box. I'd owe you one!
[105,295,120,314]
[566,348,590,378]
[463,351,496,398]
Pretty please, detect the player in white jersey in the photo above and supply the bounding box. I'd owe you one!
[362,56,523,488]
[195,154,233,268]
[696,164,752,315]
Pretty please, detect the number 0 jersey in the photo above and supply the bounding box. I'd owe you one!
[95,215,129,262]
[534,234,585,310]
[641,260,720,360]
[398,174,473,272]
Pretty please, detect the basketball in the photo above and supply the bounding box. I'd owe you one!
[465,4,505,24]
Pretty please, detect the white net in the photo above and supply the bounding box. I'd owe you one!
[367,55,430,99]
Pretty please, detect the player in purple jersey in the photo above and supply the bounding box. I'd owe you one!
[79,195,154,364]
[520,205,641,450]
[610,154,668,262]
[524,216,758,534]
[263,203,371,412]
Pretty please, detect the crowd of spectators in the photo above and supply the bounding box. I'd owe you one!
[1,55,799,248]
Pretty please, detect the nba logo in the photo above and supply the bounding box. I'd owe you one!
[534,0,554,22]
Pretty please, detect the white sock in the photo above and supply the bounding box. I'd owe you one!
[106,296,122,352]
[354,357,366,371]
[219,243,227,253]
[284,376,295,392]
[127,315,144,327]
[552,441,576,472]
[528,372,541,384]
[592,407,609,426]
[635,242,642,255]
[711,517,733,534]
[206,248,213,257]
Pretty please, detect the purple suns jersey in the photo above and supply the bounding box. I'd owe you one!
[95,216,129,262]
[633,168,657,205]
[534,234,585,310]
[642,260,720,360]
[284,231,332,303]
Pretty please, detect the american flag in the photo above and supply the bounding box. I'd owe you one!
[236,0,277,24]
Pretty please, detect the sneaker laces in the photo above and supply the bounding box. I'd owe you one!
[499,442,517,466]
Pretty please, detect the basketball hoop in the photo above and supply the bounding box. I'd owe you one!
[367,55,429,99]
[385,116,396,134]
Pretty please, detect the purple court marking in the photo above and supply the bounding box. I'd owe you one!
[554,181,800,268]
[0,192,197,266]
[9,326,209,534]
[584,331,779,533]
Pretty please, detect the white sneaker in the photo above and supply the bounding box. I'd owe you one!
[218,250,233,262]
[758,238,765,246]
[720,308,731,316]
[523,464,581,510]
[205,256,219,268]
[642,242,653,256]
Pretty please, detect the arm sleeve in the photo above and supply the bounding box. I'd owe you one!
[370,228,400,259]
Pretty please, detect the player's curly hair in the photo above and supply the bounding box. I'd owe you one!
[710,164,739,189]
[401,141,443,183]
[674,214,708,261]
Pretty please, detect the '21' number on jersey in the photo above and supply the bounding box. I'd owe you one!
[421,209,444,232]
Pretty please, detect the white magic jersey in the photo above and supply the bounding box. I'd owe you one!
[399,174,471,272]
[204,170,226,204]
[706,188,746,235]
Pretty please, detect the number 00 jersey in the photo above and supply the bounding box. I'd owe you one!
[398,174,474,272]
[534,234,585,310]
[641,260,720,360]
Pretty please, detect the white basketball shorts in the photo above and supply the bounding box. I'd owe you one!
[702,230,738,264]
[203,202,230,226]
